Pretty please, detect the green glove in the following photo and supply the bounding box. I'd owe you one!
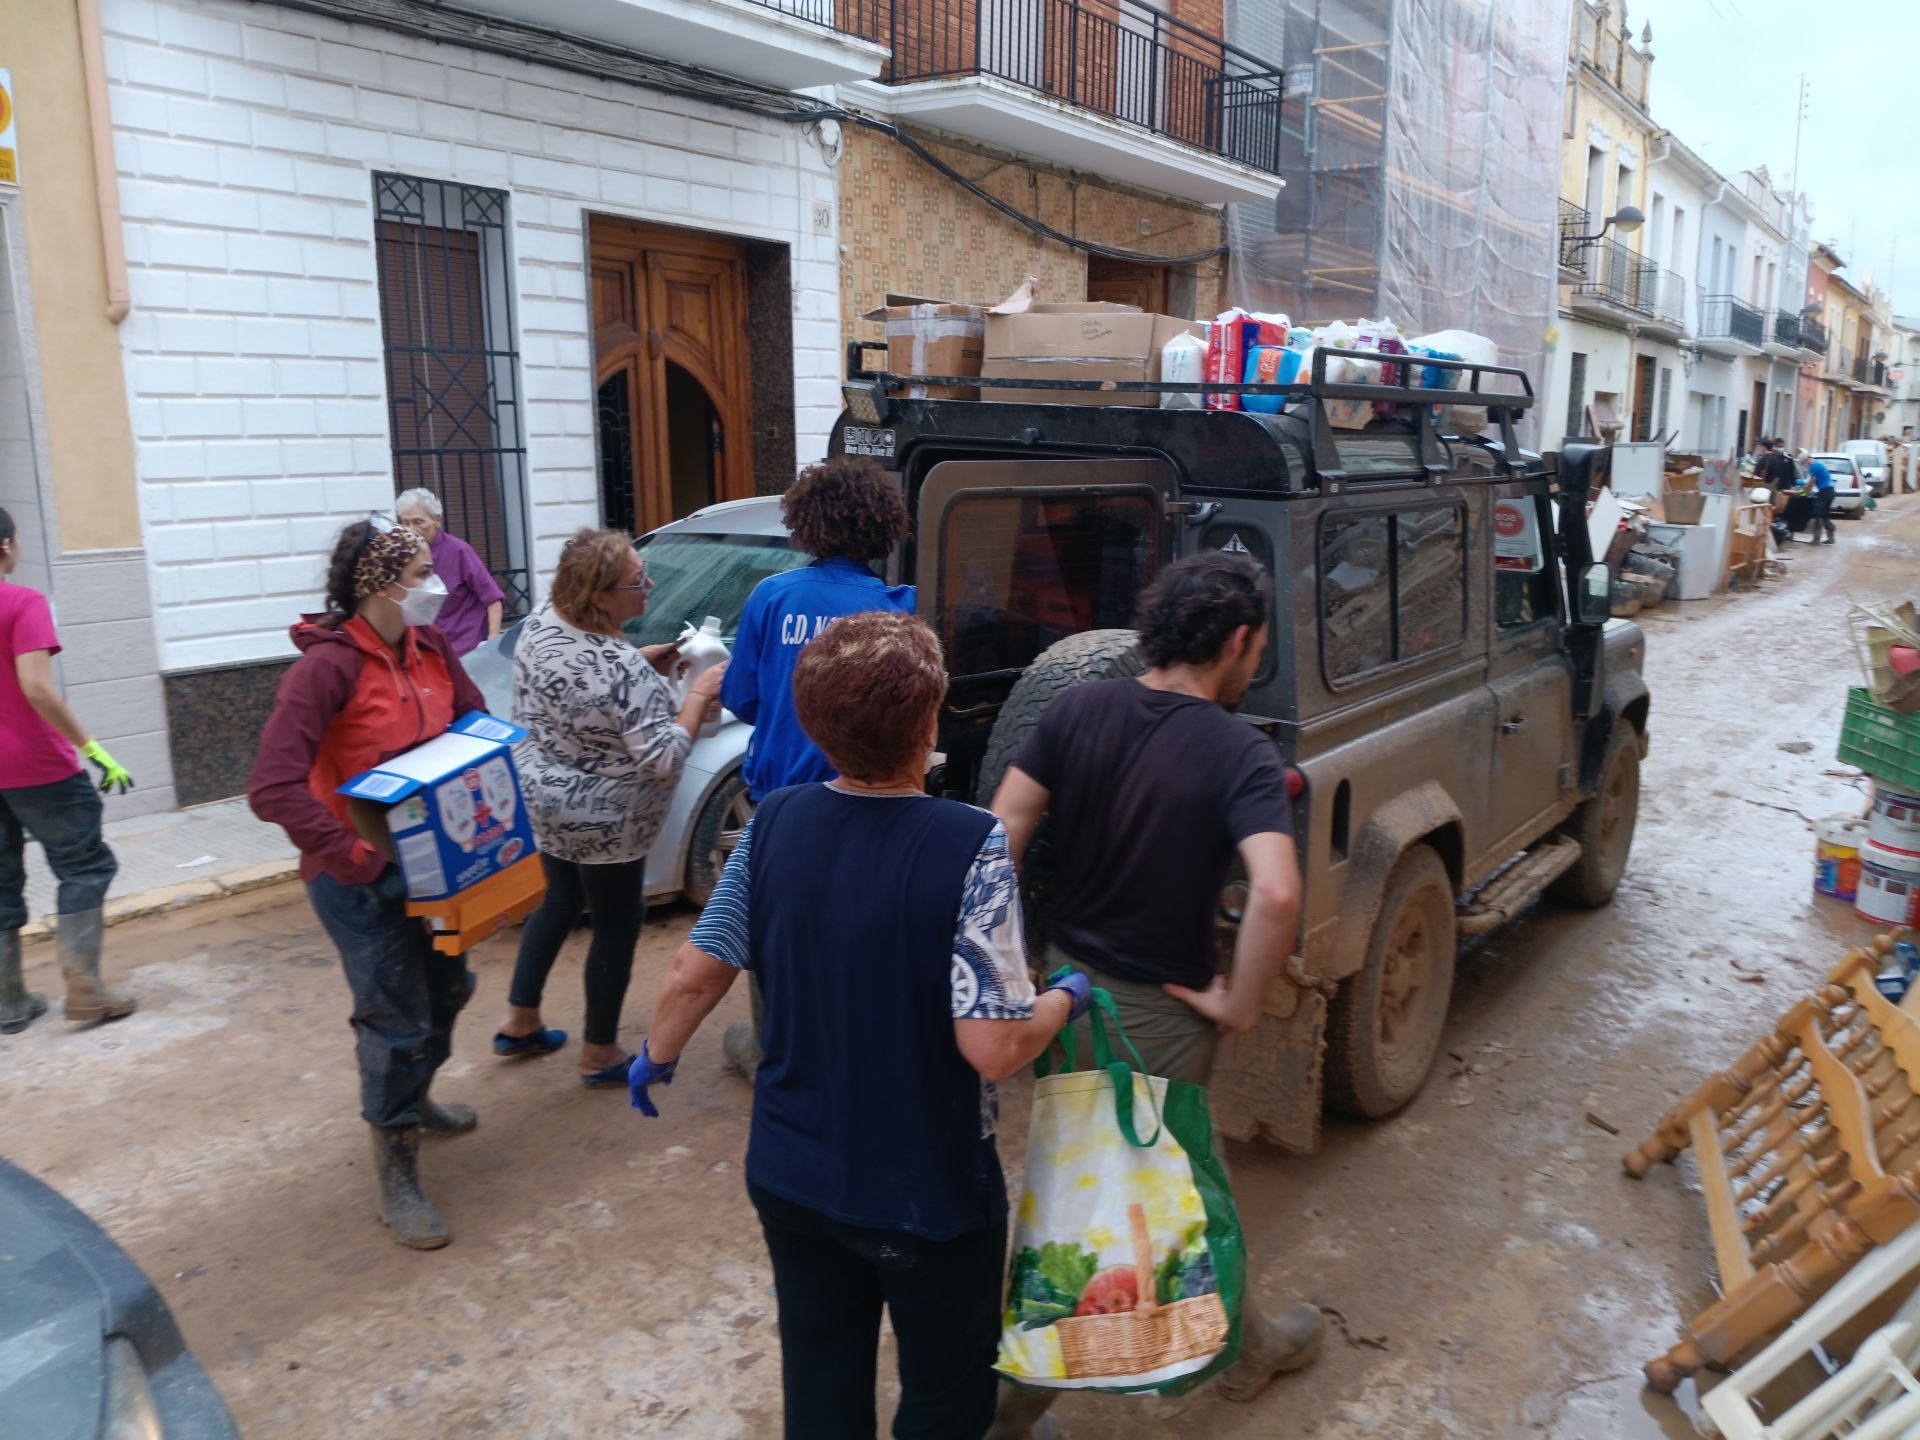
[82,740,134,795]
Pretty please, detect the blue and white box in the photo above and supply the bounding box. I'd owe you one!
[336,712,535,902]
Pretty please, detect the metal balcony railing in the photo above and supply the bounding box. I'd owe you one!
[742,0,885,38]
[1558,198,1592,275]
[1802,317,1829,354]
[1573,237,1658,316]
[1644,267,1685,327]
[870,0,1286,171]
[1700,294,1766,348]
[1771,311,1802,349]
[1854,353,1869,382]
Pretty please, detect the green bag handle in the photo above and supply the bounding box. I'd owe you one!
[1034,980,1163,1149]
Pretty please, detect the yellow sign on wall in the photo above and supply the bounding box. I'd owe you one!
[0,70,16,186]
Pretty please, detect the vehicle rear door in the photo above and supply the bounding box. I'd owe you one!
[1484,480,1574,854]
[913,456,1178,684]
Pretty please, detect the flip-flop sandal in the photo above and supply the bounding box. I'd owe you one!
[580,1056,635,1089]
[494,1027,567,1058]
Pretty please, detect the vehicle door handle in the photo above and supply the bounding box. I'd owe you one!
[1501,717,1526,734]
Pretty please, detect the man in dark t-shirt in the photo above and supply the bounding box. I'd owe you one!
[986,552,1325,1433]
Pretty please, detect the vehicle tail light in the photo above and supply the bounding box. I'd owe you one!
[1285,766,1306,800]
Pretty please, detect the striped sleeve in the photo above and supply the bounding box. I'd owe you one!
[687,815,754,969]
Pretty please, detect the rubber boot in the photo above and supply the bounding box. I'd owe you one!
[370,1125,451,1249]
[57,909,135,1024]
[419,1089,477,1137]
[0,929,48,1035]
[1216,1302,1326,1404]
[983,1384,1058,1440]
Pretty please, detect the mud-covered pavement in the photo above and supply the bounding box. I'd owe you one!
[4,499,1917,1439]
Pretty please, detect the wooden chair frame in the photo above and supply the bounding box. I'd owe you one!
[1626,931,1920,1392]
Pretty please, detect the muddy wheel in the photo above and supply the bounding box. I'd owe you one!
[685,770,753,908]
[974,630,1144,959]
[1550,722,1640,907]
[1326,844,1457,1118]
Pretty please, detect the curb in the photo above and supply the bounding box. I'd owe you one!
[21,858,301,942]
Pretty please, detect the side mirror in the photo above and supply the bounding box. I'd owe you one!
[1577,562,1611,625]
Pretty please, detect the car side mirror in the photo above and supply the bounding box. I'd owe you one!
[1577,562,1610,625]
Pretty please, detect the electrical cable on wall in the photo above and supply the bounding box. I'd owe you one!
[275,0,1230,268]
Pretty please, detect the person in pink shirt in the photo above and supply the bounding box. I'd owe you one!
[395,488,506,657]
[0,507,139,1034]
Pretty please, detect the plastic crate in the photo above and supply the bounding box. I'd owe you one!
[1838,687,1920,791]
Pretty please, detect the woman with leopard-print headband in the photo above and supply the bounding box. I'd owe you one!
[247,515,488,1251]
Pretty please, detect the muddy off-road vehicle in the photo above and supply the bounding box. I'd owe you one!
[828,348,1649,1152]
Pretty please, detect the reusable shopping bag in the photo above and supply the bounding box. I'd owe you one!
[995,991,1245,1394]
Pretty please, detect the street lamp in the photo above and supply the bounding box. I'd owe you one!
[1570,205,1646,245]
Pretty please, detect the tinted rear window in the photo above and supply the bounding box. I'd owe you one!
[621,531,807,648]
[942,493,1158,676]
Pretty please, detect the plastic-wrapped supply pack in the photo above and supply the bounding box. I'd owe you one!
[1160,330,1208,410]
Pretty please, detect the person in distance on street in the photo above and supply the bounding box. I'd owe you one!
[0,506,138,1035]
[248,515,482,1250]
[1807,454,1837,544]
[715,456,914,1075]
[632,611,1086,1440]
[987,551,1325,1437]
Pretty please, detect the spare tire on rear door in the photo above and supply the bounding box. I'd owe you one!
[974,629,1145,960]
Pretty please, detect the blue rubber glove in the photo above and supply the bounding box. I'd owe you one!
[1043,966,1093,1023]
[628,1040,678,1117]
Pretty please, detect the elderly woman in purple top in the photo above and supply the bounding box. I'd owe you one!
[396,488,506,656]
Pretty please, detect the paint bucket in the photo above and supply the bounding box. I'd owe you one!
[1816,818,1869,902]
[1868,784,1920,859]
[1857,837,1920,930]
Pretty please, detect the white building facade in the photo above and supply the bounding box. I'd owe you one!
[90,0,849,798]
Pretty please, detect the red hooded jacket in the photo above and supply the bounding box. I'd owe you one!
[248,615,486,886]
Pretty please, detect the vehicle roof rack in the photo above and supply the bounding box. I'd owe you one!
[843,343,1536,490]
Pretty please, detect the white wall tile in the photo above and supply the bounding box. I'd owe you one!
[112,0,838,671]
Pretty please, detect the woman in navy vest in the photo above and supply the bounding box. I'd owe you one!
[631,611,1089,1439]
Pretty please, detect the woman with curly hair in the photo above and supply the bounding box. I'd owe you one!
[493,528,725,1088]
[717,456,913,1070]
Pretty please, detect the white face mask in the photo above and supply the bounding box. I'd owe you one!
[389,573,448,628]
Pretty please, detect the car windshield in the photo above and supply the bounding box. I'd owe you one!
[622,531,808,647]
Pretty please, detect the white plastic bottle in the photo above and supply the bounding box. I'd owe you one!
[673,615,730,738]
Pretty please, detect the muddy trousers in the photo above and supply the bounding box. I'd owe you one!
[751,1180,1006,1440]
[1810,491,1835,541]
[308,868,474,1129]
[0,772,117,932]
[991,954,1289,1432]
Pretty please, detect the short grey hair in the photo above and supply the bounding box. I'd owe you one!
[394,488,444,519]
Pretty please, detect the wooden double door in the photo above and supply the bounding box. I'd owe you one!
[590,218,753,537]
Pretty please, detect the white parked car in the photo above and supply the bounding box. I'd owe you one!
[464,496,804,905]
[1809,453,1866,515]
[1841,439,1889,496]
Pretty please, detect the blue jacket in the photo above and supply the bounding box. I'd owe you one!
[722,557,915,799]
[1810,460,1834,492]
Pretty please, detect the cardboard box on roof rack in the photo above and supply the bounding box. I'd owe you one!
[862,293,986,401]
[981,297,1203,407]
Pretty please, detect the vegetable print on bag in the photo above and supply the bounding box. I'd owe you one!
[997,993,1245,1394]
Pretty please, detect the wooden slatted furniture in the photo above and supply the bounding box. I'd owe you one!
[1625,932,1920,1393]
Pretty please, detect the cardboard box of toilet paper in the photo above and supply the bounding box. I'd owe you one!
[336,712,534,902]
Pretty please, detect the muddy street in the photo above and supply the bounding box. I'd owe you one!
[4,500,1916,1439]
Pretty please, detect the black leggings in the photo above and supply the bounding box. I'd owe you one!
[507,853,645,1047]
[750,1181,1005,1440]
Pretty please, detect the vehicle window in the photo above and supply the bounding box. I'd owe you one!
[620,531,809,648]
[1320,515,1393,678]
[1397,508,1465,658]
[942,492,1158,676]
[1493,493,1556,629]
[1333,431,1426,479]
[1827,459,1855,475]
[1320,506,1465,682]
